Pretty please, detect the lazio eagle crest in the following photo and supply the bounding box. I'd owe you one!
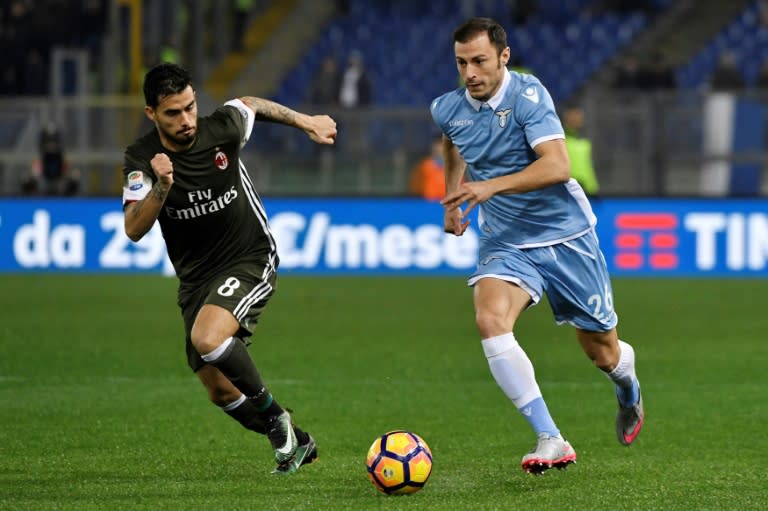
[495,108,512,128]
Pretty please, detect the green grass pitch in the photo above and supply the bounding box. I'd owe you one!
[0,274,765,510]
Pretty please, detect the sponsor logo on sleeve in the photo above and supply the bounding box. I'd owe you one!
[128,170,144,191]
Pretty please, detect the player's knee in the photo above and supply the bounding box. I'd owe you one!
[190,330,222,355]
[191,305,240,355]
[475,309,511,338]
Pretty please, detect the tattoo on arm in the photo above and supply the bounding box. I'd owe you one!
[241,96,297,125]
[127,183,166,218]
[151,182,168,201]
[125,201,140,221]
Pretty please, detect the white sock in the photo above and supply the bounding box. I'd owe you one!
[605,340,641,407]
[482,333,542,408]
[605,340,636,389]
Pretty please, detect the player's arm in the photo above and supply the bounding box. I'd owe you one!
[124,154,174,242]
[441,135,471,236]
[491,138,570,194]
[238,96,337,144]
[443,135,465,195]
[441,139,570,218]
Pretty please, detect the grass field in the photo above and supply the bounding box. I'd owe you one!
[0,274,765,510]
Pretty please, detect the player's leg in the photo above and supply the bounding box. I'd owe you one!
[544,231,643,446]
[191,305,280,414]
[475,278,563,438]
[191,305,301,463]
[185,324,270,435]
[194,362,317,470]
[576,328,643,446]
[469,253,576,474]
[195,364,267,434]
[181,264,316,473]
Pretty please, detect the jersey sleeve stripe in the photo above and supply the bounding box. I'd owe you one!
[224,98,255,148]
[529,133,565,149]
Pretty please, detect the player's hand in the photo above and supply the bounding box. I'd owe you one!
[151,153,174,188]
[304,115,337,145]
[441,181,494,218]
[443,205,470,236]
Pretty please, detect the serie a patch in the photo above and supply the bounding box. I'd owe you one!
[127,170,145,191]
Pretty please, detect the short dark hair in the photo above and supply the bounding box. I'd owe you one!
[143,63,192,108]
[453,17,508,56]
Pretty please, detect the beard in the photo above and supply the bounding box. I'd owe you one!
[164,126,196,149]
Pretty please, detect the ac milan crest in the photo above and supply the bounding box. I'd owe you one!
[214,150,229,170]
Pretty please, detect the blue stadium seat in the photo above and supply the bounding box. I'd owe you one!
[679,1,766,88]
[262,0,667,153]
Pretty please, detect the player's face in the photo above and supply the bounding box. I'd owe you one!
[145,85,198,151]
[455,34,510,102]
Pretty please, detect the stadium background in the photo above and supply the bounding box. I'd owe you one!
[1,0,768,198]
[1,3,766,510]
[1,0,767,277]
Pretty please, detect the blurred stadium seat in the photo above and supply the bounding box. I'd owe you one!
[2,1,768,198]
[272,0,657,108]
[677,0,768,88]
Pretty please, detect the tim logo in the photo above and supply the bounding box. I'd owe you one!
[614,213,679,270]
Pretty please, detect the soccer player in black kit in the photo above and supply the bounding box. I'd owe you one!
[122,63,337,474]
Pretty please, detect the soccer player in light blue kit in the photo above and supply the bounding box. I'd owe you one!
[431,17,644,474]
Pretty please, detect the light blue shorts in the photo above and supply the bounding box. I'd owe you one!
[468,230,618,332]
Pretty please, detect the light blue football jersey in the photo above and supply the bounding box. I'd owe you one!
[430,70,596,248]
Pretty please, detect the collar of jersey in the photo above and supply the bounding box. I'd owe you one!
[465,69,511,112]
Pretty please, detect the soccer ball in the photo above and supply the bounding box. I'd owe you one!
[365,430,433,495]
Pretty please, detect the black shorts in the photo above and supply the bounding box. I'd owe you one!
[177,260,277,372]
